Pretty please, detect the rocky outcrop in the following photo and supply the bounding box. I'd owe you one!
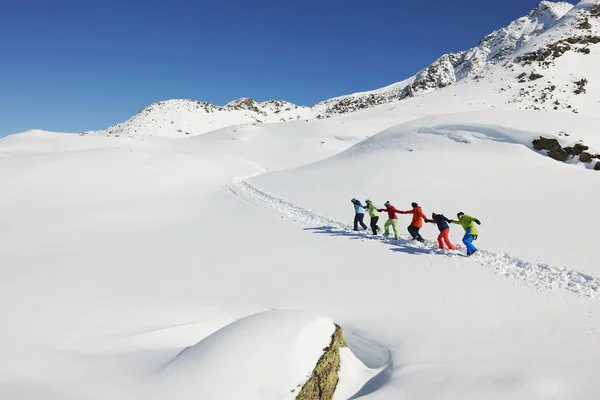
[574,78,589,94]
[533,137,570,161]
[314,90,403,117]
[516,35,600,66]
[532,136,600,168]
[225,98,266,115]
[296,324,347,400]
[401,54,459,99]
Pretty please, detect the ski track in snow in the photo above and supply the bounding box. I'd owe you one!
[229,178,600,299]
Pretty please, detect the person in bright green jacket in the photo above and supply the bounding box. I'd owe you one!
[450,212,481,256]
[364,199,381,235]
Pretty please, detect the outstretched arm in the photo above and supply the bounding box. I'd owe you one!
[464,215,481,225]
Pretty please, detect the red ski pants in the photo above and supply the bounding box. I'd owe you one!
[438,228,456,250]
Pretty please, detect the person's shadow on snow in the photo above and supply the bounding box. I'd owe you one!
[304,226,432,256]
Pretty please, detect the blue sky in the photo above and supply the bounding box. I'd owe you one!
[0,0,576,136]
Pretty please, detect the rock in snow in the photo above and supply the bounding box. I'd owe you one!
[161,311,365,400]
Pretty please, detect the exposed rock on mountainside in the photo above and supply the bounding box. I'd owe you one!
[400,54,459,99]
[314,89,405,118]
[516,35,600,66]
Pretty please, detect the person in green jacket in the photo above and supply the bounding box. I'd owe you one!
[450,212,481,256]
[364,199,381,235]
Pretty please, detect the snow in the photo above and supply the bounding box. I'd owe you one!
[3,101,600,399]
[334,332,392,400]
[160,311,336,400]
[95,98,315,138]
[231,175,600,297]
[2,1,600,399]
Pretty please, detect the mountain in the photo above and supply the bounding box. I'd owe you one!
[88,0,600,138]
[89,98,314,138]
[313,0,580,116]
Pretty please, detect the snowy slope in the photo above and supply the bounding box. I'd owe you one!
[161,311,337,400]
[89,98,315,138]
[251,110,600,277]
[3,104,600,400]
[2,2,600,400]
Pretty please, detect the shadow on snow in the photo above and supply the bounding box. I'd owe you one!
[304,226,459,257]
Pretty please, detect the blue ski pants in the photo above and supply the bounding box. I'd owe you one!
[462,234,477,254]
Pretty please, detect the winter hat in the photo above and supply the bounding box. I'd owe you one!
[365,199,371,204]
[431,213,437,218]
[411,202,418,208]
[384,201,391,207]
[457,212,464,217]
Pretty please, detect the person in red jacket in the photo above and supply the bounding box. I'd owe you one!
[378,201,402,240]
[401,202,426,242]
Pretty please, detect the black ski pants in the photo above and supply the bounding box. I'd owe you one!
[354,213,367,230]
[370,216,380,235]
[408,224,424,242]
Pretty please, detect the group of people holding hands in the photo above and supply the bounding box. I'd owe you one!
[351,199,482,256]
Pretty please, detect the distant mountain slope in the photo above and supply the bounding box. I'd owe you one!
[87,0,599,138]
[90,98,314,138]
[313,0,579,116]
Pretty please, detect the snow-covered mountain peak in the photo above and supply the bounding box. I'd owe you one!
[224,97,260,111]
[94,97,314,137]
[314,0,598,117]
[224,98,306,116]
[529,1,574,21]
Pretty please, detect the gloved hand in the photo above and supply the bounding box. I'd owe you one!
[475,219,481,225]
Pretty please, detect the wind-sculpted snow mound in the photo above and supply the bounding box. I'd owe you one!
[163,310,335,399]
[159,310,389,400]
[344,110,600,154]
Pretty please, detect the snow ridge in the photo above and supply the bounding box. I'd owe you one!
[229,178,600,299]
[93,98,315,138]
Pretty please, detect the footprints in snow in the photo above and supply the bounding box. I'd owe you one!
[228,179,600,298]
